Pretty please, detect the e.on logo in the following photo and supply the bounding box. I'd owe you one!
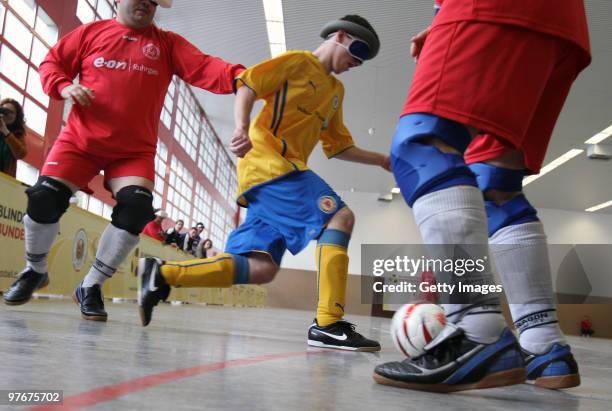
[93,56,128,70]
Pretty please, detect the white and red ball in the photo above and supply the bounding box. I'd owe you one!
[391,303,446,358]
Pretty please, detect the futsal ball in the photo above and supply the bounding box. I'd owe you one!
[391,303,446,358]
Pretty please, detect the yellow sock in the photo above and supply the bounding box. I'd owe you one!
[316,229,350,327]
[160,253,249,287]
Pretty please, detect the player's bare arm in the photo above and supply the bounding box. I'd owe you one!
[334,146,391,172]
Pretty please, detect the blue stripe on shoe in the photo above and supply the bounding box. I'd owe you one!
[318,229,350,248]
[233,254,250,284]
[527,344,572,376]
[445,328,519,385]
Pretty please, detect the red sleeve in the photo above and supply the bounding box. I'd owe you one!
[168,32,245,94]
[39,25,86,100]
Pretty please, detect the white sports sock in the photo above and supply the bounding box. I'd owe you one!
[413,186,506,343]
[23,214,59,274]
[82,224,139,287]
[490,221,565,354]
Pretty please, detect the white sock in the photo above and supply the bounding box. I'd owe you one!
[413,186,506,343]
[490,221,565,354]
[82,224,139,287]
[23,214,59,274]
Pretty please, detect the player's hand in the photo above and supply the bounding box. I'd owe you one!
[61,84,95,107]
[411,26,431,61]
[381,155,392,172]
[230,127,252,158]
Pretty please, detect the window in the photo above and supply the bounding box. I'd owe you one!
[198,121,218,184]
[172,80,200,159]
[160,77,176,129]
[0,1,60,136]
[167,156,193,226]
[192,183,212,238]
[76,0,115,24]
[153,140,168,209]
[210,200,226,247]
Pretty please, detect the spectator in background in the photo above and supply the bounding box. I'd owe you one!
[196,238,216,258]
[182,226,200,256]
[0,98,28,178]
[164,219,184,247]
[142,209,168,242]
[196,222,205,236]
[581,316,594,338]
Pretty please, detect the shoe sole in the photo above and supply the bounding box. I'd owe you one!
[71,291,108,322]
[307,339,381,352]
[373,368,526,393]
[3,277,50,306]
[533,374,581,389]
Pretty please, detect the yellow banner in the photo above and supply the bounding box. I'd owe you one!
[0,173,266,307]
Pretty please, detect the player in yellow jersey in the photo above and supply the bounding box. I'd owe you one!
[138,15,389,351]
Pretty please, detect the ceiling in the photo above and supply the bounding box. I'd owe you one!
[156,0,612,215]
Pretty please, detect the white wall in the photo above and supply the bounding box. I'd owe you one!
[281,191,612,276]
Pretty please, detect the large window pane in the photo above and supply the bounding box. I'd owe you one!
[35,7,58,46]
[0,45,29,88]
[26,67,49,107]
[97,0,113,20]
[76,0,95,24]
[23,98,46,135]
[0,3,6,33]
[4,11,33,57]
[0,78,24,104]
[30,37,49,67]
[8,0,36,26]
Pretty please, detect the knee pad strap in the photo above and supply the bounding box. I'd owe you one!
[485,195,538,236]
[468,163,524,192]
[111,186,155,235]
[25,177,73,224]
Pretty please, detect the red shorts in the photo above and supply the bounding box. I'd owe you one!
[41,139,155,190]
[403,21,587,173]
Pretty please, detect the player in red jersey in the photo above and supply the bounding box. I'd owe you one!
[3,0,244,322]
[374,0,591,392]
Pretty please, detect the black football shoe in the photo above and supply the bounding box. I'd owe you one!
[308,319,381,352]
[3,268,49,305]
[137,257,171,326]
[373,325,526,392]
[73,282,108,322]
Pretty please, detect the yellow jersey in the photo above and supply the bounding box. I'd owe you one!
[235,50,354,206]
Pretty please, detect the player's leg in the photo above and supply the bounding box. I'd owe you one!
[374,22,564,391]
[137,211,283,326]
[3,177,75,305]
[469,44,586,389]
[74,175,156,321]
[3,140,93,305]
[301,175,379,351]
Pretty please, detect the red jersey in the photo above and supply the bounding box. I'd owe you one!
[433,0,590,59]
[40,19,244,157]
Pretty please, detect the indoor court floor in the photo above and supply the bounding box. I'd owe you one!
[1,300,611,411]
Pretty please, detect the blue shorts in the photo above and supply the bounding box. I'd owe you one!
[225,171,346,265]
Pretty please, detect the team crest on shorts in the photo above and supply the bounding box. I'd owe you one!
[332,95,339,110]
[318,196,337,214]
[143,43,161,60]
[72,229,88,272]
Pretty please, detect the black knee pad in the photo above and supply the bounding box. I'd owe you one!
[25,177,73,224]
[111,186,155,235]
